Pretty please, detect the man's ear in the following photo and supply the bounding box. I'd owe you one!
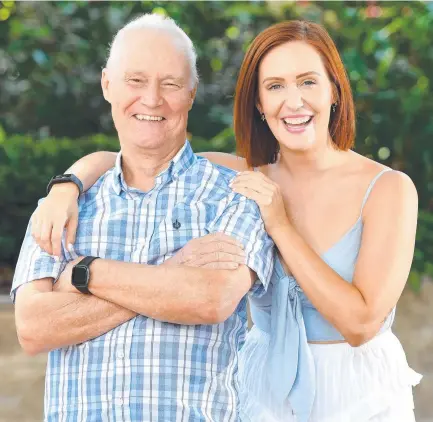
[189,84,198,110]
[101,69,111,104]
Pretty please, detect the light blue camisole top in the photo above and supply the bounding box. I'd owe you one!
[248,169,394,422]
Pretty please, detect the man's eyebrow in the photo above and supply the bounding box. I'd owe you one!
[161,74,184,80]
[262,71,322,84]
[160,75,187,85]
[124,71,147,78]
[124,71,184,81]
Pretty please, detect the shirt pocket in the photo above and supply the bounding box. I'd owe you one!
[149,203,209,264]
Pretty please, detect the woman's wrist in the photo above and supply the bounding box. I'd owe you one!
[46,174,83,197]
[268,220,298,246]
[49,182,80,200]
[267,216,292,238]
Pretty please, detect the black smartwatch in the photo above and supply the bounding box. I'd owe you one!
[47,174,84,196]
[71,256,100,294]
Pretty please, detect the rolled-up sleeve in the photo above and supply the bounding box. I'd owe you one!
[209,194,274,297]
[10,215,65,303]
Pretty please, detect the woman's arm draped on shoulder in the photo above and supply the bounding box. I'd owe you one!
[66,151,118,191]
[32,152,244,256]
[198,152,250,172]
[32,151,117,256]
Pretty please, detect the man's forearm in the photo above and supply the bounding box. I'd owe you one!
[17,289,136,355]
[88,259,246,325]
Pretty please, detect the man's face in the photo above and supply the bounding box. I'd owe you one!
[101,28,196,152]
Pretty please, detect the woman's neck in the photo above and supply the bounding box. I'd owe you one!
[276,141,348,179]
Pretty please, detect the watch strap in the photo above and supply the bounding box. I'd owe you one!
[47,174,84,196]
[72,256,100,294]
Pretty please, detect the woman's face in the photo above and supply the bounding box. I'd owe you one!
[257,41,335,152]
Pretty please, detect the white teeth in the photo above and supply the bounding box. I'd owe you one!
[283,116,312,125]
[135,114,164,121]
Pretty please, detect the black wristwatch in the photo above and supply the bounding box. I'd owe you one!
[71,256,100,294]
[47,174,84,196]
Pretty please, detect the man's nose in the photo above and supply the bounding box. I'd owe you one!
[139,85,163,108]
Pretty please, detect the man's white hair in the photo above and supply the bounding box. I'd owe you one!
[106,13,199,88]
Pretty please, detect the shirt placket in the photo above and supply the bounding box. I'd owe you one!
[131,181,164,265]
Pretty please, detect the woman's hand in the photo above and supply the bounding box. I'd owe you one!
[31,184,80,257]
[230,171,290,236]
[165,233,246,270]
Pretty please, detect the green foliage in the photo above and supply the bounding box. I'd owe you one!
[409,211,433,290]
[0,134,432,289]
[0,1,432,283]
[0,134,114,264]
[1,1,432,209]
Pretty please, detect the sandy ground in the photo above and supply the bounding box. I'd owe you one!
[1,282,432,422]
[0,305,46,422]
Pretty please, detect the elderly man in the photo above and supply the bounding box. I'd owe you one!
[11,14,274,422]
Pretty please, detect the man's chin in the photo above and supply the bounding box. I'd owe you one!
[122,136,177,152]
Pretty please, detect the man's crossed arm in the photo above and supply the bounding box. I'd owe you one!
[15,234,253,355]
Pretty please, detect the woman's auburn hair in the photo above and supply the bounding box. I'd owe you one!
[234,20,356,168]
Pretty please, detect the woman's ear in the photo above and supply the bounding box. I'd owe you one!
[331,83,339,106]
[256,102,263,115]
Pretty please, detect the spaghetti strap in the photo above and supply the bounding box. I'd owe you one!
[360,168,393,216]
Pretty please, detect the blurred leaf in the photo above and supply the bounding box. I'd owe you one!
[0,1,431,286]
[407,270,421,293]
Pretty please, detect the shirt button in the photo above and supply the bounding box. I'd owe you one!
[117,351,125,359]
[116,397,123,406]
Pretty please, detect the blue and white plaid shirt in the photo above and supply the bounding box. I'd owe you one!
[12,141,275,422]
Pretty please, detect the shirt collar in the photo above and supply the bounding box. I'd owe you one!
[111,140,196,196]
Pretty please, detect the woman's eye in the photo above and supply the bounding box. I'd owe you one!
[269,84,283,91]
[301,79,316,87]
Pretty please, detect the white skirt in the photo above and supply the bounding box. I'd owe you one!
[238,327,422,422]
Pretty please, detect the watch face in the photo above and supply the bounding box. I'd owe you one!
[72,265,89,287]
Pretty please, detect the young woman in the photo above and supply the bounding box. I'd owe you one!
[31,21,421,422]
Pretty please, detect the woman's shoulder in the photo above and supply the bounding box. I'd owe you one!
[197,152,249,172]
[349,152,417,215]
[357,152,414,187]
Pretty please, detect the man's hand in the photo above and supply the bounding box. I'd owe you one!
[165,233,246,269]
[53,257,83,294]
[54,232,245,295]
